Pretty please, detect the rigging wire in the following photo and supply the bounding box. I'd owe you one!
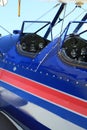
[81,6,87,11]
[53,5,77,38]
[55,5,77,26]
[55,5,87,30]
[54,5,87,38]
[24,3,60,31]
[0,25,12,35]
[36,3,60,21]
[73,7,87,21]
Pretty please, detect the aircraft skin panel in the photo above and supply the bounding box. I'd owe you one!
[0,111,23,130]
[0,86,86,130]
[0,20,87,129]
[0,35,19,52]
[2,36,87,100]
[0,68,86,129]
[0,68,86,117]
[20,102,85,130]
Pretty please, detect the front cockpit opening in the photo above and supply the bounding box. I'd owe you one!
[17,21,51,58]
[17,33,50,58]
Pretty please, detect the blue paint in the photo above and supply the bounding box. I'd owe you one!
[0,81,87,129]
[0,9,87,129]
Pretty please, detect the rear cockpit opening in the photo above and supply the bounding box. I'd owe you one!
[61,34,87,62]
[59,21,87,68]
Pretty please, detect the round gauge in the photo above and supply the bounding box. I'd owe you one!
[81,47,86,55]
[71,49,77,58]
[0,0,8,6]
[39,42,44,49]
[71,38,77,48]
[22,42,26,50]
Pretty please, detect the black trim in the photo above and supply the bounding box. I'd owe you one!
[0,112,18,130]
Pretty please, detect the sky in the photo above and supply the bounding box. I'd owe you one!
[0,0,87,37]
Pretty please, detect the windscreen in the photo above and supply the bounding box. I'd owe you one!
[22,21,52,41]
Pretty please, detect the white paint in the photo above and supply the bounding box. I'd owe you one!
[20,102,85,130]
[0,0,8,6]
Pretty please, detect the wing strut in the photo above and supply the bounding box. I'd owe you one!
[73,13,87,33]
[18,0,21,17]
[44,3,65,39]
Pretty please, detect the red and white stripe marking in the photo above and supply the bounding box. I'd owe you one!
[0,68,87,117]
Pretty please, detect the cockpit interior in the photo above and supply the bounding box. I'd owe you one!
[17,21,51,58]
[60,34,87,68]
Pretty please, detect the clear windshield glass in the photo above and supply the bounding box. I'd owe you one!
[60,21,87,47]
[21,21,52,41]
[67,21,87,40]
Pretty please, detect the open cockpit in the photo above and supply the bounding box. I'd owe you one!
[59,21,87,68]
[17,21,51,58]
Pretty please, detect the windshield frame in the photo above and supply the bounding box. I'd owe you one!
[59,21,87,69]
[20,21,53,41]
[60,21,87,48]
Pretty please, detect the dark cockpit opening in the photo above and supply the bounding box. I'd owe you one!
[17,21,51,58]
[20,33,50,53]
[59,21,87,68]
[59,34,87,68]
[17,33,50,58]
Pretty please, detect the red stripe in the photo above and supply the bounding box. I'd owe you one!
[0,69,87,116]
